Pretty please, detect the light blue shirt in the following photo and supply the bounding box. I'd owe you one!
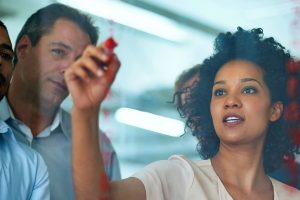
[0,97,120,200]
[0,121,50,200]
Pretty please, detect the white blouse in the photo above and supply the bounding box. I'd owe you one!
[133,155,299,200]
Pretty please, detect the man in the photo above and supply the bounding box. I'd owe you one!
[0,20,49,199]
[0,3,120,200]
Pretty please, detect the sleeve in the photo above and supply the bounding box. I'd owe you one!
[30,153,50,200]
[271,178,300,200]
[109,150,121,180]
[99,130,121,180]
[131,156,194,200]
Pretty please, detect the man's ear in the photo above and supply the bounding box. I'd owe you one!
[270,101,283,122]
[16,35,32,60]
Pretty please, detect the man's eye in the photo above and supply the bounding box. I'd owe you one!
[0,51,13,61]
[52,49,65,57]
[214,89,226,96]
[243,87,257,94]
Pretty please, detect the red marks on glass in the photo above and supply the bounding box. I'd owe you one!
[285,60,300,124]
[289,128,300,145]
[287,59,300,74]
[285,155,298,188]
[285,101,300,122]
[286,60,299,98]
[290,1,300,50]
[287,77,298,98]
[99,172,110,200]
[284,45,300,188]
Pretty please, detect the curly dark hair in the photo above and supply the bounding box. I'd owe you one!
[180,27,300,173]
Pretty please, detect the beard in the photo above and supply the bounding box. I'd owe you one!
[0,73,6,85]
[0,73,8,100]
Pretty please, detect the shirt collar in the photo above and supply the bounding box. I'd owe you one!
[0,97,13,121]
[0,120,16,141]
[0,96,64,137]
[0,120,10,134]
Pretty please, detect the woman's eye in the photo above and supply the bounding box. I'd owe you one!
[243,87,257,94]
[214,89,226,96]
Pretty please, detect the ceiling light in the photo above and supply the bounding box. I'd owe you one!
[245,2,292,20]
[115,107,184,137]
[57,0,188,42]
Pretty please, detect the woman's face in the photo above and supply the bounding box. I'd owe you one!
[210,60,282,146]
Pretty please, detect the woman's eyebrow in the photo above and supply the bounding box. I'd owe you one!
[213,78,263,87]
[213,80,225,86]
[241,78,263,87]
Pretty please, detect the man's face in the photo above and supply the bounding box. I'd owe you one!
[15,18,91,106]
[0,27,13,101]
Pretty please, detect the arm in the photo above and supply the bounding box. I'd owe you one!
[65,44,146,200]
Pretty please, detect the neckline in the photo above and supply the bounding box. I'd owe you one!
[207,159,279,200]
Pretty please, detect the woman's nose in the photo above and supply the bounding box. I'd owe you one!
[224,95,242,109]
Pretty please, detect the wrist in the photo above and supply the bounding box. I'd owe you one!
[71,106,100,137]
[72,106,100,121]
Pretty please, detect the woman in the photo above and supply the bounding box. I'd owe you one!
[65,27,300,199]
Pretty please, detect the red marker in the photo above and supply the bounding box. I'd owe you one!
[103,36,118,51]
[98,37,118,68]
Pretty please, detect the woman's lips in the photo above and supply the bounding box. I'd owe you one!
[223,114,245,127]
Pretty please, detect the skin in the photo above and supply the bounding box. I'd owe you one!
[210,60,283,199]
[7,18,91,136]
[66,36,146,200]
[69,59,283,200]
[0,27,13,100]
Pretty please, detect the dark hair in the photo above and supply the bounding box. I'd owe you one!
[175,64,200,92]
[173,64,200,111]
[0,20,8,31]
[0,20,12,52]
[13,3,99,64]
[181,27,300,173]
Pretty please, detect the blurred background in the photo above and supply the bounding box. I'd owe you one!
[1,0,300,178]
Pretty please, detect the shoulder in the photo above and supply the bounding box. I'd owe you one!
[131,155,196,199]
[0,120,39,162]
[0,121,49,187]
[271,178,300,200]
[14,139,48,174]
[168,155,203,174]
[16,143,50,199]
[0,122,36,162]
[170,155,217,183]
[133,155,195,185]
[59,108,110,141]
